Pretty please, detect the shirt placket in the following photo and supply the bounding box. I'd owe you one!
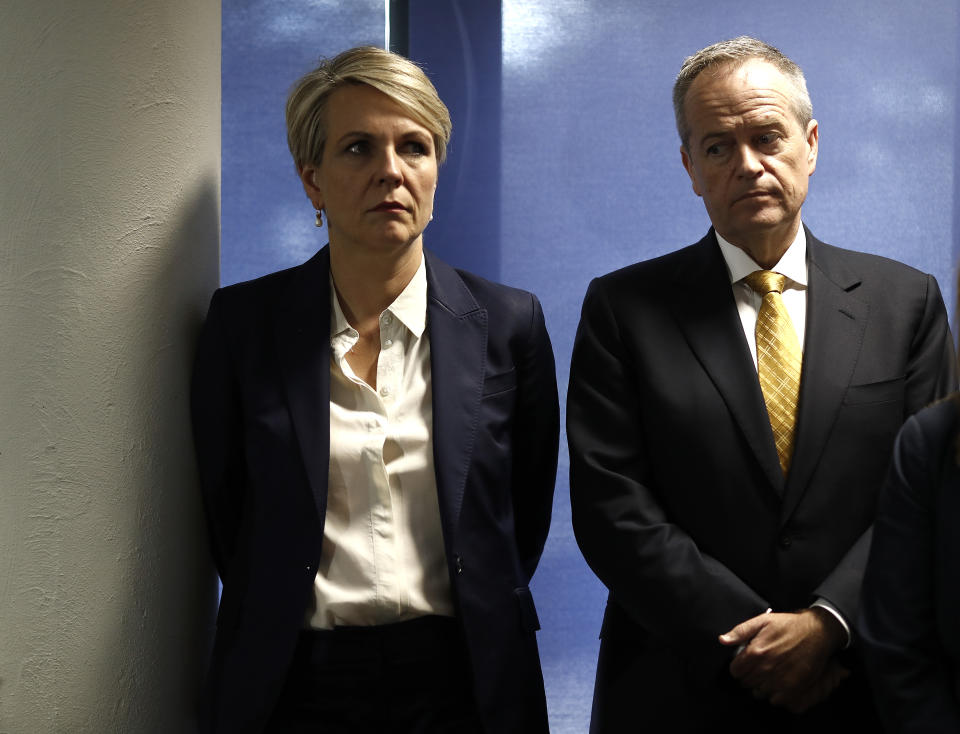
[373,310,407,619]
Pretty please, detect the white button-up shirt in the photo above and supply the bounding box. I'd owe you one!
[717,226,808,367]
[305,255,454,629]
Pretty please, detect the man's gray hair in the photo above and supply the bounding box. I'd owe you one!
[673,36,813,148]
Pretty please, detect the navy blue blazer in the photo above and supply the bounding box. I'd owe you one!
[860,396,960,732]
[191,246,559,733]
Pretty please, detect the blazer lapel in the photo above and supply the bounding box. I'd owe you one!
[273,247,331,521]
[425,251,487,541]
[782,232,868,520]
[670,232,785,495]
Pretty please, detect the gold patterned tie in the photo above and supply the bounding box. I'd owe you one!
[745,270,802,474]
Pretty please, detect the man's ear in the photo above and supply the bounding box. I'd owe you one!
[680,146,702,197]
[805,119,819,176]
[298,165,323,209]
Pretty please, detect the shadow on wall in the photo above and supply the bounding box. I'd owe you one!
[102,176,221,731]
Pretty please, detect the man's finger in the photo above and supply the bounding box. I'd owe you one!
[719,613,768,645]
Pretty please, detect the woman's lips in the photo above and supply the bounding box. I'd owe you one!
[372,201,406,212]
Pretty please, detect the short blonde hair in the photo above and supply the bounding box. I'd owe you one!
[285,46,452,170]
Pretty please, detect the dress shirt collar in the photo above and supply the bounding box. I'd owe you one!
[385,254,427,338]
[330,253,428,342]
[716,226,808,287]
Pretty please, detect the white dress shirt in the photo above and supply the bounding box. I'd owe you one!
[716,226,851,645]
[305,255,454,629]
[716,227,808,365]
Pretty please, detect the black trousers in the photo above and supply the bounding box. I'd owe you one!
[265,615,484,733]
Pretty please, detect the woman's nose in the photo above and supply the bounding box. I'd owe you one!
[377,148,403,185]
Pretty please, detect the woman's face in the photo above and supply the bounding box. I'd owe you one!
[300,84,438,256]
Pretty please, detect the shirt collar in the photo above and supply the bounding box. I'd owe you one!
[386,254,427,337]
[716,226,808,287]
[329,253,428,340]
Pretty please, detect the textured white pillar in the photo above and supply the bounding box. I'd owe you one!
[0,1,220,731]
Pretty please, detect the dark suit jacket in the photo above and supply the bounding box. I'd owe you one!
[860,396,960,733]
[191,246,559,733]
[567,227,956,731]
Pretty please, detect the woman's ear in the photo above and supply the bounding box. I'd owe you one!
[298,165,323,209]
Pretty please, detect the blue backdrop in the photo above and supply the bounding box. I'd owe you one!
[222,2,960,731]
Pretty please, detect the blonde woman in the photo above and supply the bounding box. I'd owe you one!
[192,46,558,733]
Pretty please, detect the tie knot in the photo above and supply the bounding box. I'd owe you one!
[745,270,787,296]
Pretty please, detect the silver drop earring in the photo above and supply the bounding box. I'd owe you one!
[315,209,323,227]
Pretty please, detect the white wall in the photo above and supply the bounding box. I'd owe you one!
[0,1,220,730]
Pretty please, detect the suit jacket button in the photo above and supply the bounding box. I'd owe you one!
[778,535,792,549]
[455,555,463,574]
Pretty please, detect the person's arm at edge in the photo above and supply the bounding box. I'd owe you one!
[860,408,960,732]
[511,292,560,583]
[190,289,245,580]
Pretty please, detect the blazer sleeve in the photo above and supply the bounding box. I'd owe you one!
[815,272,956,623]
[190,289,245,579]
[568,279,767,665]
[510,293,560,583]
[859,407,960,733]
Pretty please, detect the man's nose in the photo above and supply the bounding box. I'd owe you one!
[734,144,764,177]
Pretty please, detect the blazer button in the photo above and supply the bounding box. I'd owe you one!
[778,535,792,549]
[455,555,463,574]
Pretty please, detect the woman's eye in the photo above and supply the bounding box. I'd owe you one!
[345,141,368,154]
[403,141,427,155]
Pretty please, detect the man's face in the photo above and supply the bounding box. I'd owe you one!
[680,59,818,256]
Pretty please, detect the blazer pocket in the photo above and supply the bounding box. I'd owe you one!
[843,375,905,406]
[482,367,517,398]
[514,586,541,632]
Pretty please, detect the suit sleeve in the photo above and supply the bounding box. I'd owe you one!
[190,290,245,579]
[568,279,767,665]
[859,410,960,732]
[511,293,560,582]
[815,273,956,623]
[903,275,957,412]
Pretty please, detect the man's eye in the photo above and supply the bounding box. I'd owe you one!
[706,144,723,156]
[757,133,779,146]
[345,141,368,154]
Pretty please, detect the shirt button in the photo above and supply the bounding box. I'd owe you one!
[381,314,393,325]
[384,338,393,347]
[380,386,390,397]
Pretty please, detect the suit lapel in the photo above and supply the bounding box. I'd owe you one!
[425,251,487,541]
[273,247,331,521]
[782,233,868,520]
[670,232,785,495]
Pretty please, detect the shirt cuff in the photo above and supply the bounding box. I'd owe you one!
[811,598,851,649]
